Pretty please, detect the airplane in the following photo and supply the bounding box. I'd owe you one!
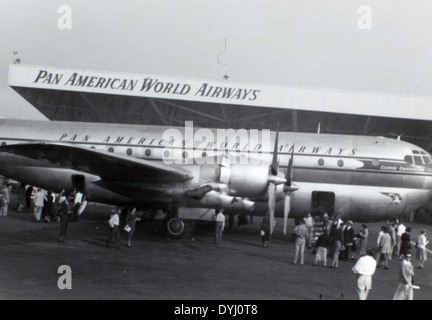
[0,118,431,238]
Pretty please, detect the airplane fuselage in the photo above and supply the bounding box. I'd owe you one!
[0,119,431,222]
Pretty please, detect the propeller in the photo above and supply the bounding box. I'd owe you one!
[267,126,287,235]
[283,146,298,235]
[267,127,299,236]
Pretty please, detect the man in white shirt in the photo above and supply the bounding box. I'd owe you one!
[33,188,47,222]
[72,190,84,222]
[352,249,377,300]
[294,220,309,265]
[395,222,406,257]
[417,229,429,269]
[303,213,314,249]
[215,209,225,245]
[106,208,120,248]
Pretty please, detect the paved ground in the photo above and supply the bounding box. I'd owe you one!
[0,196,431,300]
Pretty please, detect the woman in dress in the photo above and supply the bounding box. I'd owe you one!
[357,224,369,257]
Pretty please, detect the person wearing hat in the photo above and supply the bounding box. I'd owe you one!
[416,229,429,269]
[393,253,415,300]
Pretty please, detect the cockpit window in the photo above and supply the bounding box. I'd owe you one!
[423,156,432,165]
[404,155,413,164]
[407,150,432,165]
[413,156,424,165]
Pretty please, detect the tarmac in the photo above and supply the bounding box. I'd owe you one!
[0,195,431,300]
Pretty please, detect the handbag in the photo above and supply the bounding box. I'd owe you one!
[124,225,131,232]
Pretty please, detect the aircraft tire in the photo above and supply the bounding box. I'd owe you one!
[166,217,185,238]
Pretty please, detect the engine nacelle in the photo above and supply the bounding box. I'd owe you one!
[232,198,256,211]
[190,190,235,209]
[219,164,269,198]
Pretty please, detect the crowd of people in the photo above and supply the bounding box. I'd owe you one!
[289,212,429,300]
[5,184,139,249]
[214,210,429,300]
[14,185,85,224]
[1,183,429,300]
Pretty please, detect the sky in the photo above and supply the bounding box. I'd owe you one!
[0,0,431,120]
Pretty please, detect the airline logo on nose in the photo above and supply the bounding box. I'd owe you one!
[380,192,402,204]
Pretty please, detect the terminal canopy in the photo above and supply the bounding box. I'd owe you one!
[9,64,432,152]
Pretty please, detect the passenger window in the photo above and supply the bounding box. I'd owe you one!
[413,156,424,165]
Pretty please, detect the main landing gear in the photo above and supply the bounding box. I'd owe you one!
[166,217,185,238]
[163,205,187,238]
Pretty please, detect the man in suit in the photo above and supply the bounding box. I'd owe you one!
[343,220,355,260]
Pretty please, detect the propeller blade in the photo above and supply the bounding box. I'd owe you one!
[271,125,280,175]
[285,145,295,187]
[283,194,291,235]
[268,182,277,234]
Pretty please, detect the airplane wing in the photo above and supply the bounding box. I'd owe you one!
[0,142,193,184]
